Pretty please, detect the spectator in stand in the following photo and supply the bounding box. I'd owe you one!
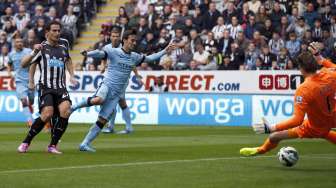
[191,43,210,70]
[162,4,173,21]
[252,30,267,50]
[222,1,237,25]
[227,16,242,40]
[47,6,59,22]
[29,5,50,28]
[259,45,276,70]
[136,17,150,43]
[93,31,110,50]
[294,17,310,41]
[23,29,38,49]
[286,32,301,58]
[138,31,157,55]
[212,16,226,40]
[137,0,149,16]
[156,28,171,51]
[260,19,274,41]
[227,42,245,70]
[277,15,295,40]
[154,0,166,16]
[218,29,233,55]
[1,7,14,27]
[115,6,128,26]
[0,32,11,51]
[33,17,45,43]
[268,32,285,56]
[0,45,10,71]
[218,54,236,70]
[202,2,220,32]
[312,18,323,42]
[235,30,250,51]
[238,2,254,26]
[248,0,261,14]
[147,4,158,29]
[160,56,174,71]
[269,2,285,28]
[277,47,290,69]
[128,7,141,29]
[184,17,197,36]
[54,0,67,19]
[176,4,189,25]
[302,29,313,44]
[323,29,336,52]
[199,46,220,70]
[322,4,332,26]
[244,15,259,40]
[192,6,203,33]
[244,42,260,70]
[304,3,319,28]
[255,5,268,25]
[61,5,78,40]
[2,20,16,38]
[288,6,300,25]
[330,16,336,38]
[204,31,217,52]
[175,44,193,70]
[124,0,137,17]
[189,29,202,54]
[14,5,30,33]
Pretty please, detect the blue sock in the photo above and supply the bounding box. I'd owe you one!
[122,107,132,131]
[107,111,116,130]
[81,123,102,146]
[72,98,91,111]
[23,106,33,122]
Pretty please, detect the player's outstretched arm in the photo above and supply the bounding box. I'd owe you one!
[82,49,107,60]
[308,42,336,68]
[21,44,42,68]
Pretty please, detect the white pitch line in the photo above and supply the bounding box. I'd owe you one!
[0,154,335,174]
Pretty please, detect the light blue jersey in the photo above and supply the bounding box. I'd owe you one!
[8,48,32,83]
[88,45,166,95]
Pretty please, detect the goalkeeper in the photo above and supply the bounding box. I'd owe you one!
[240,44,336,156]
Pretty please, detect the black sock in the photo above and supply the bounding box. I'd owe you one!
[50,117,69,146]
[23,117,45,144]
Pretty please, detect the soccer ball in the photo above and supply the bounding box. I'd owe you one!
[277,146,299,167]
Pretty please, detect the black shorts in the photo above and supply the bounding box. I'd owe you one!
[38,88,72,112]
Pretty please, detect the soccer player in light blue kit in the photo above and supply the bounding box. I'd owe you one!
[76,29,176,152]
[8,36,34,126]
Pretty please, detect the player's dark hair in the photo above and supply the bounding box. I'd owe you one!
[45,20,62,31]
[296,52,319,73]
[122,29,137,41]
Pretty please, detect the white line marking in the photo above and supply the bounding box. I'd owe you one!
[0,154,335,174]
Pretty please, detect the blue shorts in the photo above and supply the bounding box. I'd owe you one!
[95,82,121,120]
[16,82,28,100]
[93,82,109,101]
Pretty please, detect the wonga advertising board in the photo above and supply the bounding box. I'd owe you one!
[252,95,294,125]
[158,93,252,126]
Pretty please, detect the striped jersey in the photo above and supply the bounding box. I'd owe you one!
[32,39,70,89]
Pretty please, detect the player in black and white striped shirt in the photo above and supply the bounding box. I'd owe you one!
[18,21,77,154]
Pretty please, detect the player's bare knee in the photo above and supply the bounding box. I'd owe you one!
[20,99,28,107]
[59,102,71,118]
[91,97,104,105]
[119,99,127,109]
[41,107,54,122]
[269,132,281,143]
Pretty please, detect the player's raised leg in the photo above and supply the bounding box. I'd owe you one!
[240,128,299,156]
[70,83,108,113]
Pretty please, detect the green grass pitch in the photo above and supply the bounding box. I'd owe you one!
[0,123,335,188]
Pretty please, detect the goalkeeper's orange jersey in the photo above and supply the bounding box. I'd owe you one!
[276,59,336,135]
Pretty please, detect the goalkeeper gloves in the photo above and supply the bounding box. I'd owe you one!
[252,117,272,134]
